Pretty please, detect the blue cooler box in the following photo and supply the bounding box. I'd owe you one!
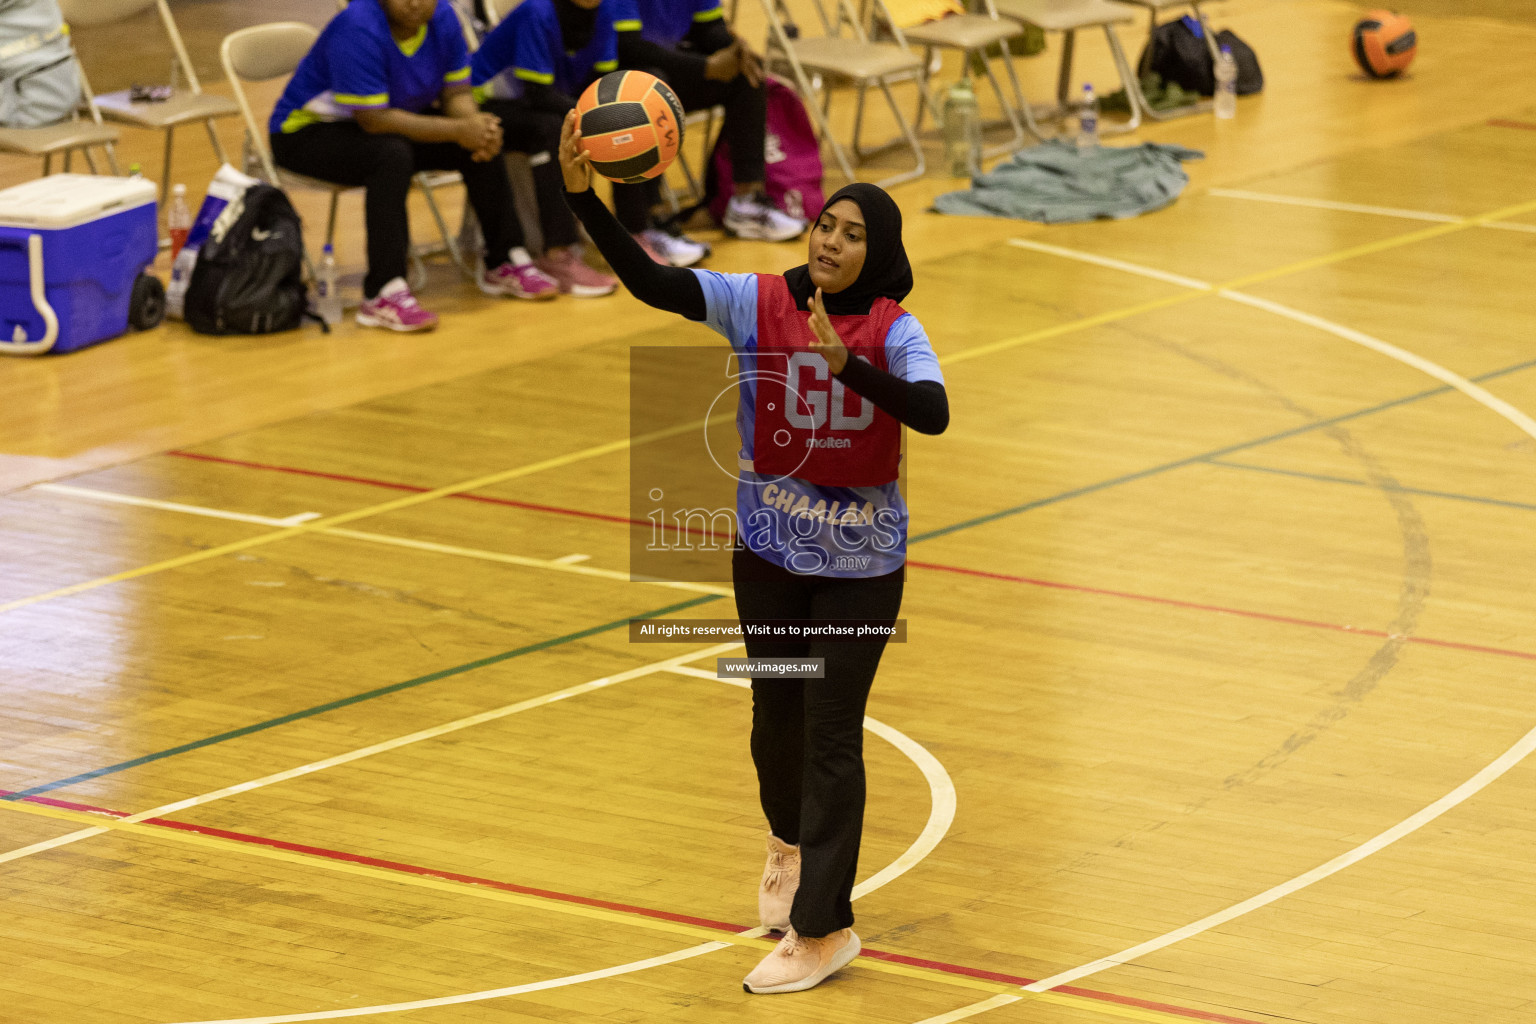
[0,174,158,355]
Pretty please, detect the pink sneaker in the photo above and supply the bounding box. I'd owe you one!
[481,248,558,300]
[632,231,666,265]
[759,835,800,932]
[742,927,860,994]
[356,277,438,332]
[535,246,617,297]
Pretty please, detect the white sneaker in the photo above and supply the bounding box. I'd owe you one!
[724,193,808,242]
[742,927,861,994]
[639,227,709,268]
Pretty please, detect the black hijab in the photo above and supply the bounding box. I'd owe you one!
[783,182,913,315]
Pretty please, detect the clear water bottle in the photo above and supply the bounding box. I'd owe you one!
[942,76,981,178]
[167,183,192,261]
[1214,45,1237,119]
[1076,83,1099,152]
[317,244,342,325]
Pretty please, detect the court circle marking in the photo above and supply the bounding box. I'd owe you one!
[157,664,956,1024]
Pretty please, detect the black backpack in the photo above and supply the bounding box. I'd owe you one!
[1138,16,1263,97]
[184,183,312,335]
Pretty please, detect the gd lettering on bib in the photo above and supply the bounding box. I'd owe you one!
[750,274,905,488]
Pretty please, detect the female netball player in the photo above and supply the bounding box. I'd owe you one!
[558,114,949,994]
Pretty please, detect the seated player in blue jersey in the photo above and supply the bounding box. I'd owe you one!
[469,0,710,269]
[611,0,807,244]
[270,0,560,332]
[557,113,949,995]
[467,0,623,296]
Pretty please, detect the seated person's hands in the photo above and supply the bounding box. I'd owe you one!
[705,39,743,83]
[460,111,503,161]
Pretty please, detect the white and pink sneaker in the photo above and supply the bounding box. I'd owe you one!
[356,277,438,332]
[481,247,559,300]
[535,246,617,297]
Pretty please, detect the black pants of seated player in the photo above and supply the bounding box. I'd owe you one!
[732,545,904,938]
[478,99,581,250]
[270,120,522,299]
[612,61,767,233]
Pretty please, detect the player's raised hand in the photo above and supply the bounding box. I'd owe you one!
[807,287,848,373]
[558,110,593,192]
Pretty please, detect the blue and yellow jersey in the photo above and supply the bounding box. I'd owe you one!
[609,0,725,47]
[470,0,625,99]
[269,0,471,135]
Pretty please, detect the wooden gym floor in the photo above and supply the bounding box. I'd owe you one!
[5,2,1536,1023]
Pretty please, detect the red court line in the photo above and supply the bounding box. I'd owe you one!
[167,451,649,530]
[1489,119,1536,131]
[906,560,1536,663]
[166,450,1536,664]
[3,789,1268,1024]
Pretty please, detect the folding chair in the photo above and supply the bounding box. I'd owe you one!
[991,0,1144,133]
[1116,0,1223,119]
[220,23,472,288]
[760,0,926,186]
[481,0,718,209]
[328,0,484,279]
[0,45,121,176]
[58,0,238,206]
[875,0,1039,154]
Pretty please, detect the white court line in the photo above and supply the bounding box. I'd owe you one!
[1208,188,1536,234]
[974,236,1536,1000]
[0,644,740,866]
[322,527,731,597]
[9,644,959,1024]
[162,942,734,1024]
[667,665,958,899]
[29,484,730,598]
[1219,291,1536,439]
[1028,727,1536,991]
[34,483,322,528]
[911,994,1025,1024]
[1007,239,1536,446]
[1006,239,1213,291]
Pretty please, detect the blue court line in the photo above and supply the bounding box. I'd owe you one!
[911,356,1536,544]
[1207,459,1536,512]
[18,357,1536,798]
[4,593,722,801]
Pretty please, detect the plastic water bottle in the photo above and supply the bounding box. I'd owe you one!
[167,183,192,260]
[1214,45,1237,119]
[942,76,981,178]
[317,244,342,325]
[1076,83,1099,152]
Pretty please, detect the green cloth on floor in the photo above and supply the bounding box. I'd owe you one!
[933,140,1204,224]
[1101,72,1203,113]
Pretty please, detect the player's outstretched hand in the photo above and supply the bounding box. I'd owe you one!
[808,287,849,373]
[559,110,593,193]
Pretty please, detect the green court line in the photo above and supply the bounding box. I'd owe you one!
[1207,459,1536,512]
[911,356,1536,544]
[4,594,722,801]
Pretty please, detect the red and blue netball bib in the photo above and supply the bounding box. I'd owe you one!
[750,274,905,488]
